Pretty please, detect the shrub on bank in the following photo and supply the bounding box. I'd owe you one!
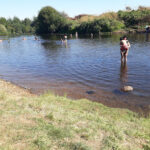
[0,24,8,35]
[0,17,34,35]
[76,18,125,34]
[118,9,150,27]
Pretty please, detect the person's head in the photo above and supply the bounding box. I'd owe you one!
[123,36,127,40]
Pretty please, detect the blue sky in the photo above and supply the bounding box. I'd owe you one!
[0,0,150,19]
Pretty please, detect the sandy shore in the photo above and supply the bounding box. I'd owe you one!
[0,79,33,97]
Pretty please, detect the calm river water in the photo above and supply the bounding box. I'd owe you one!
[0,34,150,114]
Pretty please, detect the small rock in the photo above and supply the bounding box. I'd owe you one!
[121,86,133,92]
[86,91,95,95]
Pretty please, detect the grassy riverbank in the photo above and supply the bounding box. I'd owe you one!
[0,79,149,150]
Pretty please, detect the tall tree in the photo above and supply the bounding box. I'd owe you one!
[36,6,69,34]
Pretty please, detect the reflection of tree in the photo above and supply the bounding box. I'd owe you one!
[40,34,59,40]
[41,41,62,64]
[120,62,128,85]
[146,33,150,42]
[42,41,61,50]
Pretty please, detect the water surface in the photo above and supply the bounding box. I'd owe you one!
[0,34,150,114]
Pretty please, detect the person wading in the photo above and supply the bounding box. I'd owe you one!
[120,36,130,63]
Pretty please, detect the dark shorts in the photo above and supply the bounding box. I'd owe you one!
[120,49,128,55]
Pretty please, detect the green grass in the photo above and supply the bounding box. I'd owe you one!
[0,90,149,150]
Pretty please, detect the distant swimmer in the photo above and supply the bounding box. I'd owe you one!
[75,32,78,38]
[22,37,26,40]
[35,36,38,40]
[0,40,3,42]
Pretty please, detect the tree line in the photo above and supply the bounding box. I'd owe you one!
[0,17,35,35]
[0,6,150,35]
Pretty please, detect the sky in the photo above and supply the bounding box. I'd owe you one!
[0,0,150,19]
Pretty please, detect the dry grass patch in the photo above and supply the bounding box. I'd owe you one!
[0,80,149,150]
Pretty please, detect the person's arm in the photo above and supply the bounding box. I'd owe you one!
[127,40,130,48]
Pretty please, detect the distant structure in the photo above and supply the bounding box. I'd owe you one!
[99,31,101,35]
[67,17,76,21]
[67,14,95,21]
[126,6,132,11]
[74,14,92,20]
[91,33,93,39]
[75,32,78,38]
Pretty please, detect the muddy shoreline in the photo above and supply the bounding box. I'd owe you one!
[2,78,149,116]
[29,81,150,116]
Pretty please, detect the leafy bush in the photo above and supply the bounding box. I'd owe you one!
[76,18,125,33]
[118,9,150,27]
[0,24,8,35]
[0,17,34,35]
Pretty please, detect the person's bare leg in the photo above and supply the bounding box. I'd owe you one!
[124,50,128,63]
[124,55,127,63]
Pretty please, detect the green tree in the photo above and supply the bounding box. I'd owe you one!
[0,24,8,35]
[0,17,7,26]
[36,6,69,34]
[22,18,33,33]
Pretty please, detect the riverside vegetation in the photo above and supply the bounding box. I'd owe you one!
[0,79,149,150]
[0,17,34,35]
[0,6,150,35]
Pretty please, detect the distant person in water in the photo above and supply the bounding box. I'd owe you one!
[120,36,130,63]
[35,36,38,40]
[64,35,67,40]
[22,37,26,40]
[61,35,67,43]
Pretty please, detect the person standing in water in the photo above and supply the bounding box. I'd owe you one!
[64,35,67,40]
[120,36,130,63]
[61,34,67,43]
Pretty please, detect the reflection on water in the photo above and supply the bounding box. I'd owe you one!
[146,33,150,42]
[0,34,150,113]
[42,41,62,50]
[120,62,128,85]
